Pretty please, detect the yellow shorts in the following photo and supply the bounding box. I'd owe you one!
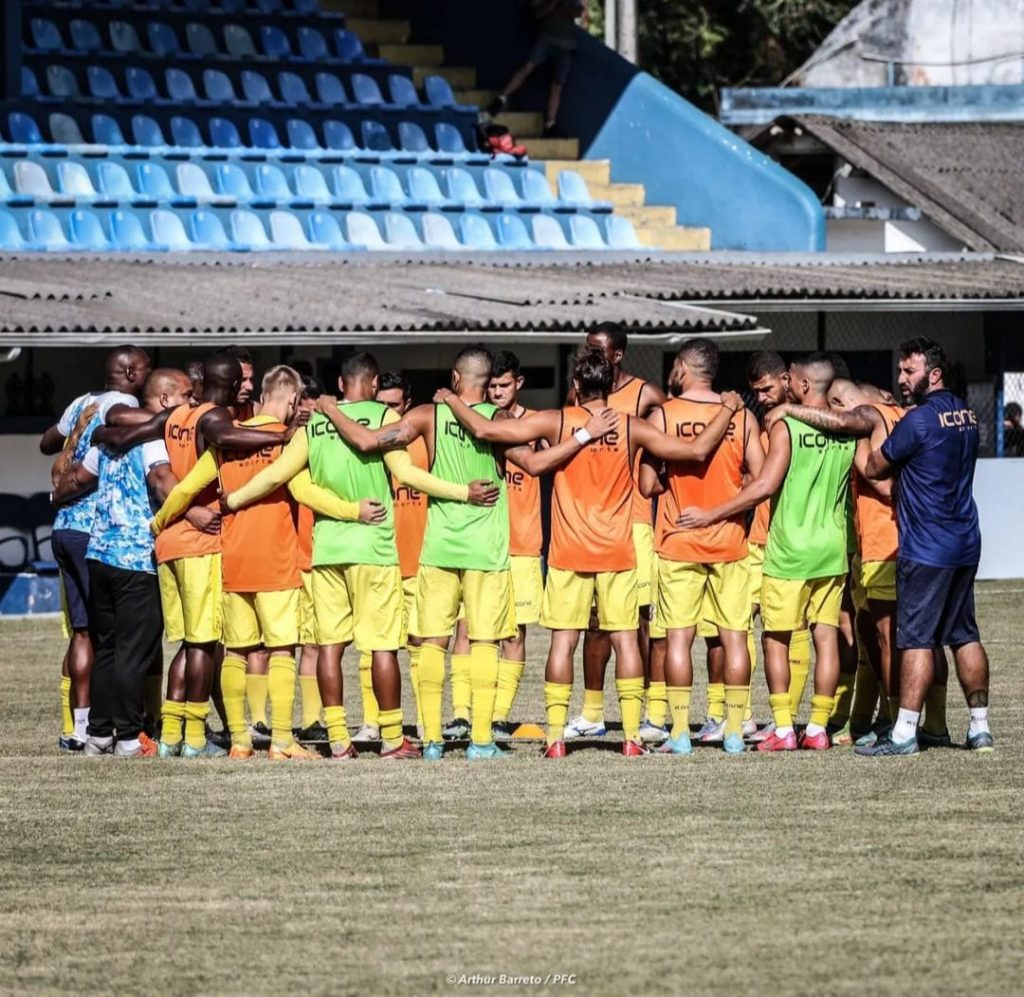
[541,566,639,632]
[656,557,751,632]
[222,588,298,650]
[632,522,656,608]
[510,555,543,626]
[298,571,316,646]
[158,553,222,645]
[313,563,403,651]
[747,542,765,608]
[417,564,516,642]
[861,560,897,603]
[649,557,665,639]
[402,574,419,642]
[761,574,845,632]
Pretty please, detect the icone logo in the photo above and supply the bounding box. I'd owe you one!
[798,432,852,449]
[444,421,471,443]
[505,469,525,487]
[673,420,736,440]
[168,424,195,443]
[569,424,619,448]
[938,408,977,429]
[222,444,278,464]
[393,485,422,502]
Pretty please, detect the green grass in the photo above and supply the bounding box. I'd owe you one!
[2,582,1023,995]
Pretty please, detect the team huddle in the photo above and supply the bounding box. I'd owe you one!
[42,324,994,761]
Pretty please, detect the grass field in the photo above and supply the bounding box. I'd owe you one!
[2,582,1022,996]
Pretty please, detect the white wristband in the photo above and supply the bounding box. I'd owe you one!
[574,427,592,446]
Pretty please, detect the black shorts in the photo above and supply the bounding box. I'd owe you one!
[529,37,574,84]
[52,528,92,631]
[896,558,980,650]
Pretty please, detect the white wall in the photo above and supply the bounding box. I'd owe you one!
[975,458,1024,578]
[4,435,54,498]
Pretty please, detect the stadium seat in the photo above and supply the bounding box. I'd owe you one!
[257,163,298,203]
[186,22,219,59]
[496,213,532,249]
[605,215,641,249]
[92,113,128,147]
[46,65,81,100]
[435,122,477,159]
[49,113,86,146]
[177,162,227,203]
[315,72,349,107]
[424,75,457,109]
[361,121,394,154]
[230,209,272,249]
[202,70,239,105]
[249,118,283,150]
[69,19,103,53]
[323,119,356,152]
[8,112,45,146]
[384,212,423,249]
[242,70,279,106]
[209,116,243,149]
[398,122,431,155]
[224,24,258,59]
[166,68,202,104]
[171,115,205,148]
[260,25,295,61]
[483,170,523,210]
[28,209,71,250]
[126,67,160,103]
[422,212,461,249]
[388,75,423,109]
[15,162,57,199]
[308,210,349,249]
[20,66,42,100]
[216,163,256,200]
[87,66,122,102]
[345,211,385,248]
[521,169,557,209]
[110,21,143,55]
[278,72,313,106]
[150,208,193,250]
[331,165,370,205]
[97,161,137,200]
[298,27,329,62]
[269,210,317,248]
[148,22,183,58]
[445,168,485,208]
[0,210,30,251]
[568,215,607,249]
[190,208,235,249]
[110,209,153,251]
[334,29,368,63]
[287,118,322,151]
[57,161,98,200]
[137,162,179,201]
[407,167,451,209]
[294,165,331,202]
[557,170,608,210]
[69,209,112,250]
[351,73,386,106]
[132,115,169,149]
[531,214,570,249]
[369,166,407,207]
[30,19,65,54]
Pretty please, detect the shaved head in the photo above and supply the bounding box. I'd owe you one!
[103,345,151,395]
[452,345,493,394]
[143,368,192,411]
[202,352,243,406]
[788,353,835,404]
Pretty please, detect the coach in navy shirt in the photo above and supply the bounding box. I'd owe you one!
[863,337,992,754]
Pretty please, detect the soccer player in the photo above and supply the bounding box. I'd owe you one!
[639,339,765,755]
[325,347,601,761]
[52,369,194,757]
[439,347,743,757]
[564,323,668,740]
[40,345,152,750]
[679,353,856,752]
[153,365,374,760]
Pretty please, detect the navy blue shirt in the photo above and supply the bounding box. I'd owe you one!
[881,390,981,567]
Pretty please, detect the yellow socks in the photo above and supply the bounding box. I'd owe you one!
[469,643,500,745]
[268,653,296,748]
[769,692,793,735]
[807,694,835,736]
[246,673,268,727]
[407,644,423,728]
[418,643,446,745]
[358,650,380,728]
[706,682,725,723]
[850,662,880,732]
[788,629,811,719]
[616,677,644,744]
[450,654,471,722]
[379,707,404,750]
[161,698,186,747]
[493,657,526,723]
[299,675,321,729]
[60,675,73,737]
[831,670,855,726]
[923,685,948,735]
[724,685,747,738]
[323,704,350,750]
[544,681,572,746]
[646,680,668,728]
[183,701,209,750]
[221,653,250,748]
[744,630,758,722]
[581,688,604,724]
[667,685,692,740]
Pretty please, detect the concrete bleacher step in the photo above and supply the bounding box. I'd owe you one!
[377,43,445,66]
[617,204,678,227]
[457,89,499,107]
[523,137,579,160]
[544,160,610,185]
[638,226,712,251]
[585,181,646,207]
[500,112,545,137]
[413,64,477,88]
[346,18,410,44]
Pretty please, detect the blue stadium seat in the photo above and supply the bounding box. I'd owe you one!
[398,122,430,154]
[0,210,30,251]
[177,162,226,203]
[521,169,558,209]
[87,66,122,102]
[171,115,205,148]
[369,166,406,207]
[423,75,457,108]
[224,24,257,59]
[57,161,97,200]
[361,121,393,154]
[209,116,243,149]
[110,209,153,249]
[14,161,56,199]
[0,165,16,202]
[604,215,641,249]
[298,27,329,62]
[8,112,45,146]
[110,21,143,55]
[30,19,65,54]
[28,209,71,250]
[568,214,607,249]
[97,161,137,200]
[131,115,169,150]
[388,75,422,108]
[202,70,240,105]
[21,66,42,100]
[230,209,272,249]
[166,68,201,104]
[49,113,86,146]
[190,208,236,249]
[255,0,284,15]
[557,170,608,210]
[249,118,282,149]
[407,167,451,208]
[292,0,321,14]
[279,72,313,106]
[531,214,570,249]
[126,67,159,103]
[422,212,461,249]
[384,212,423,249]
[331,165,370,205]
[334,29,367,63]
[69,209,112,250]
[323,120,356,152]
[46,65,81,100]
[483,170,522,210]
[269,210,316,248]
[351,73,385,106]
[92,113,128,147]
[216,163,255,200]
[241,70,278,106]
[70,19,103,53]
[186,22,219,58]
[255,164,294,203]
[345,210,386,248]
[496,213,532,249]
[445,168,484,208]
[260,25,295,60]
[314,72,349,107]
[150,208,193,249]
[294,165,331,202]
[137,162,178,200]
[287,118,322,151]
[148,23,182,58]
[435,122,477,159]
[308,210,349,249]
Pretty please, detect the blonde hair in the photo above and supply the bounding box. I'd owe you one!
[261,364,302,399]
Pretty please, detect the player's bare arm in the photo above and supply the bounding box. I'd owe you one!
[743,411,767,479]
[638,380,668,418]
[632,391,743,464]
[50,461,98,507]
[39,423,67,456]
[638,406,668,499]
[504,427,598,478]
[677,419,792,529]
[765,402,879,437]
[146,463,178,505]
[91,407,171,450]
[197,407,291,451]
[864,447,895,482]
[315,395,428,453]
[853,438,892,499]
